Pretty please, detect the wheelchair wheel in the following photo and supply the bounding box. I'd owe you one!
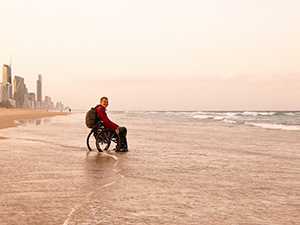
[96,129,115,152]
[87,130,99,151]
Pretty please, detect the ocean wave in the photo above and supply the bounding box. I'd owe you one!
[223,119,237,124]
[245,122,300,131]
[123,111,300,132]
[193,115,214,119]
[123,111,144,114]
[213,116,226,120]
[239,111,276,116]
[165,111,193,115]
[124,111,158,114]
[193,114,235,122]
[284,112,297,116]
[240,111,259,116]
[193,112,239,121]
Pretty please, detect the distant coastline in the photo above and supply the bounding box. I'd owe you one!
[0,108,69,136]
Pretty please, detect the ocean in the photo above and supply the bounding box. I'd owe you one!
[0,111,299,224]
[183,111,300,131]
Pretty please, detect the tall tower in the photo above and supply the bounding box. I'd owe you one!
[2,64,12,85]
[2,63,12,99]
[13,76,24,108]
[36,74,42,103]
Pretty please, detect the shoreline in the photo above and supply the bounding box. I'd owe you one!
[0,111,299,224]
[0,108,69,133]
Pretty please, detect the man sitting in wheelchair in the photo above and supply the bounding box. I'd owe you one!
[95,96,128,152]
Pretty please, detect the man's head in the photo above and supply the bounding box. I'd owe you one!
[100,97,109,108]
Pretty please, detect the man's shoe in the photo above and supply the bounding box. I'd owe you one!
[113,147,128,152]
[113,147,120,152]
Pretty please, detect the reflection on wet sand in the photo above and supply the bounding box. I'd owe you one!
[0,108,68,130]
[1,112,300,224]
[0,121,120,225]
[16,119,42,126]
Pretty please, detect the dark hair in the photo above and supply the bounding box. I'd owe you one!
[100,96,108,102]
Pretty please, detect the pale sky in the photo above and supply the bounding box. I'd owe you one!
[1,0,300,110]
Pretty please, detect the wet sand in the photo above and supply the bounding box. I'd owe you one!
[0,112,299,224]
[0,108,68,135]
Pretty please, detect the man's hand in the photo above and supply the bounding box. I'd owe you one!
[115,128,119,135]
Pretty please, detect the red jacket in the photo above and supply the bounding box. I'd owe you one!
[96,105,118,130]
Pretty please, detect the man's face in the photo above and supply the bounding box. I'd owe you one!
[101,99,109,108]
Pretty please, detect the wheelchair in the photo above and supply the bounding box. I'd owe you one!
[86,120,120,152]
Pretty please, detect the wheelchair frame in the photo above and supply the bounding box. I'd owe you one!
[86,121,119,152]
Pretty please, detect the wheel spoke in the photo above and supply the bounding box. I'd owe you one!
[99,135,106,142]
[104,132,110,141]
[95,129,115,152]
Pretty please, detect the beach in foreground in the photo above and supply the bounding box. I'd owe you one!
[0,111,299,225]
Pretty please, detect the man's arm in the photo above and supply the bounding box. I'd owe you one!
[98,107,119,130]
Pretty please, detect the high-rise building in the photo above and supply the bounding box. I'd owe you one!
[36,74,42,103]
[0,83,4,103]
[3,64,12,99]
[14,76,25,108]
[44,95,54,109]
[2,64,12,85]
[28,92,36,109]
[28,92,35,101]
[0,83,7,102]
[23,84,28,108]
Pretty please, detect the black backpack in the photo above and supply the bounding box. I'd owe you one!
[85,106,100,128]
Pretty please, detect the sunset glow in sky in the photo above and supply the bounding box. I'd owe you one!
[1,0,300,110]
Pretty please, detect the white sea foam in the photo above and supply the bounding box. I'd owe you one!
[284,112,296,116]
[193,115,213,119]
[165,111,191,116]
[192,111,206,115]
[213,116,226,120]
[241,111,276,116]
[245,122,300,131]
[258,112,276,116]
[242,111,259,116]
[224,113,239,121]
[224,112,239,117]
[224,119,237,124]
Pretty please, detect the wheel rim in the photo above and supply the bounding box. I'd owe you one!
[96,130,114,151]
[87,130,96,151]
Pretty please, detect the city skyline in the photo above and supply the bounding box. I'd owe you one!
[0,61,67,110]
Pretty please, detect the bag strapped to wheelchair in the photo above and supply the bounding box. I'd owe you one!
[85,106,101,128]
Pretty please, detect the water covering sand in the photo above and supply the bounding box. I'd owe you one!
[0,111,299,224]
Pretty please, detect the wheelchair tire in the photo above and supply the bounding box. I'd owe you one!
[96,129,115,152]
[87,130,100,151]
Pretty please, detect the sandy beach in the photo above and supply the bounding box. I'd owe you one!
[0,108,68,132]
[0,111,299,224]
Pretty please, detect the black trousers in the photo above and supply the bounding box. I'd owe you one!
[117,126,127,149]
